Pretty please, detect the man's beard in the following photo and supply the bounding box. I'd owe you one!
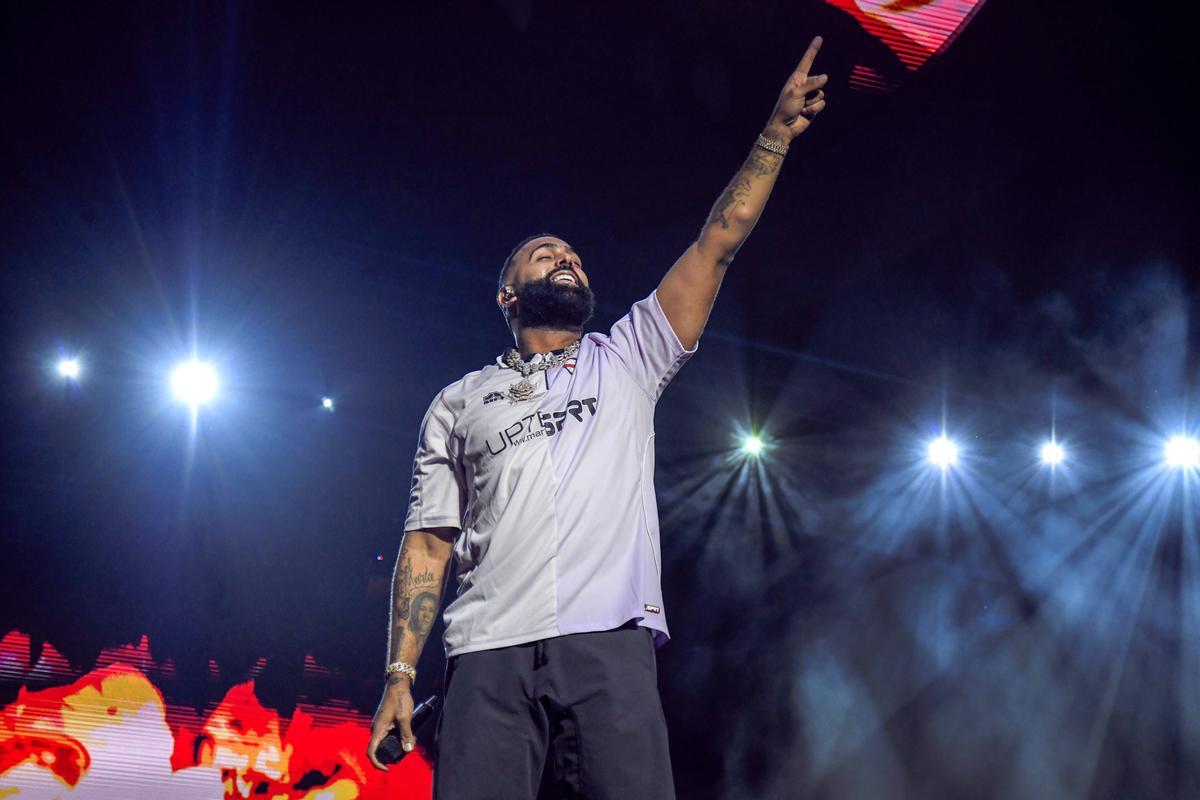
[515,274,595,330]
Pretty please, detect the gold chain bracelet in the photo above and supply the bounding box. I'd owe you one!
[384,661,417,682]
[755,133,789,156]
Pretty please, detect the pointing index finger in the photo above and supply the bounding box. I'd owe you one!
[796,35,823,77]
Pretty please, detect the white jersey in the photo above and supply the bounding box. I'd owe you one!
[404,290,696,657]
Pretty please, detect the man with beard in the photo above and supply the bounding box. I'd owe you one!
[367,36,828,798]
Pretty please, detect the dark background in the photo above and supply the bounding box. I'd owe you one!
[2,2,1197,798]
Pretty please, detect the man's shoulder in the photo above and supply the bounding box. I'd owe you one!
[580,292,662,352]
[432,363,505,415]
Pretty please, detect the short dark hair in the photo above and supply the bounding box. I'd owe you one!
[499,232,558,289]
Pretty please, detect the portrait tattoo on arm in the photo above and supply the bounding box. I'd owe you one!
[407,592,440,637]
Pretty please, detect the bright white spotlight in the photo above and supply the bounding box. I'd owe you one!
[742,434,764,457]
[171,361,218,408]
[57,358,81,379]
[927,436,959,468]
[1164,435,1200,469]
[322,396,335,411]
[1040,440,1065,466]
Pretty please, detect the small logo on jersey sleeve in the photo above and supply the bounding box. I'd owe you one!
[563,358,576,374]
[482,391,504,405]
[644,604,661,615]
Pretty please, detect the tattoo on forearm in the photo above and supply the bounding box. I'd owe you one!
[412,567,437,589]
[745,147,780,178]
[706,176,749,230]
[387,544,447,663]
[394,553,414,620]
[407,592,439,636]
[704,146,783,230]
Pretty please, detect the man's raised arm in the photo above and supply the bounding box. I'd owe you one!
[366,527,456,769]
[657,36,828,349]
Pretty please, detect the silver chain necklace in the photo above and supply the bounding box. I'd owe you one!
[500,341,580,402]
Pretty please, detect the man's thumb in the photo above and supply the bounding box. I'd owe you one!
[399,718,416,752]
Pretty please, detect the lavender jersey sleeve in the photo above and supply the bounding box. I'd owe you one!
[404,391,465,531]
[605,289,698,400]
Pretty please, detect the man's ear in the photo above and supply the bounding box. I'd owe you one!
[497,285,517,318]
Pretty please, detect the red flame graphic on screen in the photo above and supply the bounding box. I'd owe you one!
[0,631,432,798]
[824,0,988,90]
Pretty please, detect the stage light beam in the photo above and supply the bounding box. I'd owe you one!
[171,361,218,408]
[927,436,958,469]
[742,434,764,457]
[1040,440,1065,466]
[322,397,335,411]
[1164,435,1200,469]
[57,358,81,380]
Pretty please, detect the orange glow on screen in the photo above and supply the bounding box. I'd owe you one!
[0,631,432,798]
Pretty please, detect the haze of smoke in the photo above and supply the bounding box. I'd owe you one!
[658,265,1196,799]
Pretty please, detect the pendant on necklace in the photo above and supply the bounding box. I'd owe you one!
[507,378,536,402]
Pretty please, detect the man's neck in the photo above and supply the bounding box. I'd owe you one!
[514,327,581,358]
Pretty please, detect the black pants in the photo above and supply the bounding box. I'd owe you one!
[433,622,676,800]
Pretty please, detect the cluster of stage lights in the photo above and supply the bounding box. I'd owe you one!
[739,432,1199,470]
[54,356,1197,469]
[55,356,337,414]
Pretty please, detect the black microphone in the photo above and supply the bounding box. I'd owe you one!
[374,694,440,764]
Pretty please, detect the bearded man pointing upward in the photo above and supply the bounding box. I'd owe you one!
[368,36,829,799]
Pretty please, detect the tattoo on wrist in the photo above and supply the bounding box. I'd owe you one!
[746,147,781,177]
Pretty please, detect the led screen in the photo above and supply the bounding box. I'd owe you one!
[0,631,432,798]
[824,0,988,89]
